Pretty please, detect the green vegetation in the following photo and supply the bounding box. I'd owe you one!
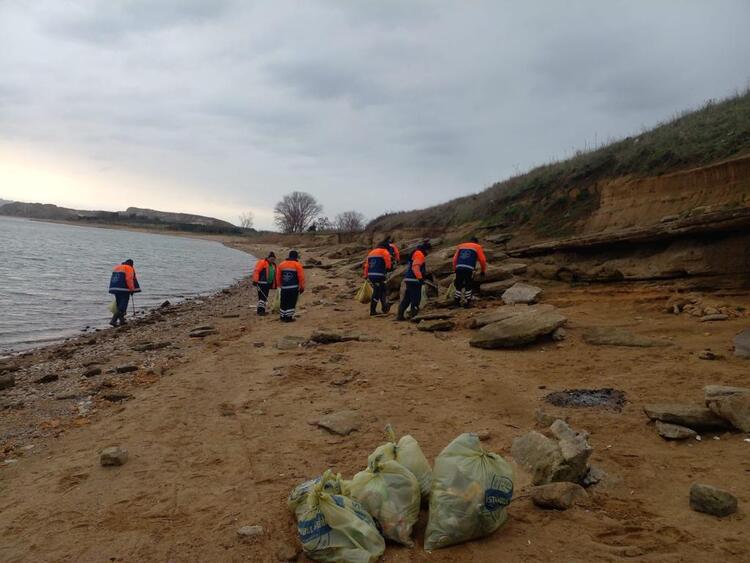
[369,90,750,234]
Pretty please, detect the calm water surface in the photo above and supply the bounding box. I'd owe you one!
[0,217,255,353]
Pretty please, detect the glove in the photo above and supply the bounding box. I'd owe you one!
[299,288,305,294]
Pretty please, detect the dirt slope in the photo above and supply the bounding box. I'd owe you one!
[1,246,749,562]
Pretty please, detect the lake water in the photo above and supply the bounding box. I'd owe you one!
[0,217,255,353]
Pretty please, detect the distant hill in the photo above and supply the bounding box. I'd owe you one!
[0,198,12,207]
[0,201,243,234]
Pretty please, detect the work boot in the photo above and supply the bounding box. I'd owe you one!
[396,302,407,321]
[370,303,378,316]
[109,314,119,327]
[383,303,391,314]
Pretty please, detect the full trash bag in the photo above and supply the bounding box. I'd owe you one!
[369,425,432,500]
[424,433,514,551]
[271,290,281,314]
[444,282,456,302]
[108,300,118,314]
[290,470,385,563]
[355,280,373,304]
[349,454,421,546]
[288,470,349,518]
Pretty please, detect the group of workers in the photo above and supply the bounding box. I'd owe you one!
[107,237,487,326]
[364,236,487,320]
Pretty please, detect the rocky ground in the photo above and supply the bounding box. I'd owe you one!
[1,239,749,562]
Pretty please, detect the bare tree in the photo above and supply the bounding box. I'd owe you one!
[238,211,254,229]
[315,216,333,232]
[334,211,366,232]
[274,191,323,233]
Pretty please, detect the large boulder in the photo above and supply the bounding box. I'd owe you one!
[583,327,672,348]
[502,282,543,305]
[469,304,556,329]
[643,404,732,431]
[734,328,750,359]
[470,307,566,349]
[511,421,592,485]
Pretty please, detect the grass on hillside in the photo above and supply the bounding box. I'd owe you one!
[369,90,750,233]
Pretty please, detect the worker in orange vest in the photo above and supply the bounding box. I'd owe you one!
[363,242,393,315]
[275,250,305,322]
[252,252,276,316]
[452,237,487,308]
[108,259,141,326]
[396,241,431,321]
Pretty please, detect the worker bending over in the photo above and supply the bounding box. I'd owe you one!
[252,252,276,316]
[275,250,305,322]
[397,241,431,321]
[364,242,393,316]
[453,237,487,308]
[108,259,141,326]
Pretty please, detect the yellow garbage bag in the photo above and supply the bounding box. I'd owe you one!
[108,300,118,314]
[288,470,349,517]
[355,280,373,304]
[271,290,281,314]
[444,282,456,302]
[291,470,385,563]
[424,433,514,551]
[349,454,421,546]
[369,424,432,500]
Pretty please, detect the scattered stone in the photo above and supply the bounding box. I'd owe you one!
[101,392,133,402]
[275,336,308,350]
[469,304,556,329]
[531,482,588,510]
[551,327,567,342]
[583,327,672,348]
[417,319,456,332]
[643,404,731,430]
[581,465,607,487]
[706,393,750,432]
[253,341,265,348]
[698,350,720,360]
[310,330,352,344]
[470,307,566,349]
[317,410,361,436]
[700,314,729,322]
[132,341,171,352]
[0,374,16,390]
[276,544,300,561]
[159,300,171,308]
[35,373,59,384]
[114,365,138,374]
[656,421,697,440]
[511,422,592,485]
[502,282,543,305]
[236,525,264,540]
[100,446,128,466]
[476,430,491,441]
[83,367,102,377]
[689,484,738,517]
[734,329,750,359]
[545,388,626,410]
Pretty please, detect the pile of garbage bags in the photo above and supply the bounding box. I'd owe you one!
[287,428,514,561]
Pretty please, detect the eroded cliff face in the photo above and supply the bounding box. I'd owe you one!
[584,155,750,233]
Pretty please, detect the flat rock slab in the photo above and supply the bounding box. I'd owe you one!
[643,404,731,430]
[531,482,588,510]
[734,328,750,359]
[476,278,517,296]
[470,304,556,329]
[309,331,360,344]
[189,329,218,338]
[690,483,738,517]
[317,410,361,435]
[704,385,750,400]
[470,308,566,349]
[583,327,672,348]
[412,312,454,322]
[276,336,308,350]
[502,282,543,305]
[417,320,456,332]
[100,446,128,466]
[656,421,697,440]
[700,314,729,322]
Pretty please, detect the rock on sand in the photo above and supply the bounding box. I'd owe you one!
[470,306,566,349]
[689,484,738,517]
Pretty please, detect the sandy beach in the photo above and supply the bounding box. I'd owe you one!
[1,237,749,562]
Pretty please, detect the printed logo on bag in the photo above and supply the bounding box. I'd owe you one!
[484,475,513,511]
[298,512,332,543]
[283,271,294,281]
[460,249,472,259]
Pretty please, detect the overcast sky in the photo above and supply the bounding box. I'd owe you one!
[1,1,749,229]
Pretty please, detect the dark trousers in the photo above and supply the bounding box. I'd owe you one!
[257,283,270,314]
[398,282,422,318]
[280,287,299,320]
[454,268,475,303]
[369,279,388,314]
[115,292,130,314]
